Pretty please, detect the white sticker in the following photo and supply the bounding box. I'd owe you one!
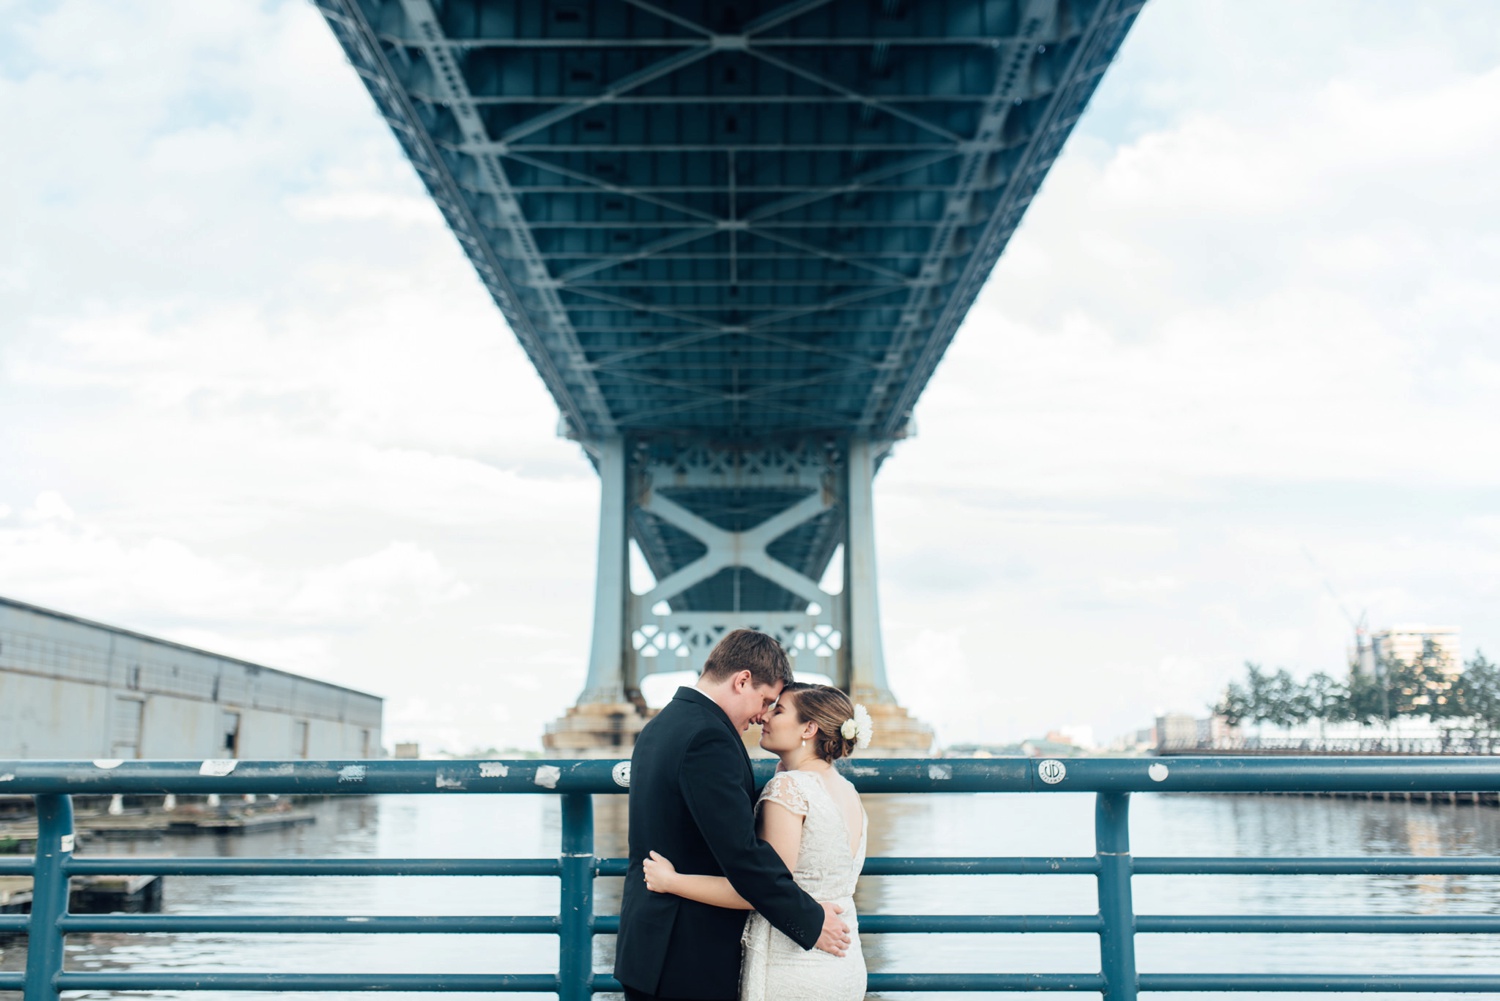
[1148,762,1170,783]
[610,761,631,788]
[435,771,465,790]
[1038,759,1067,785]
[200,759,238,777]
[927,764,952,781]
[338,765,367,783]
[59,834,75,853]
[92,759,124,770]
[0,773,14,783]
[533,765,561,790]
[480,762,510,779]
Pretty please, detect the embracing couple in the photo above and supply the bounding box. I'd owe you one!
[614,629,873,1001]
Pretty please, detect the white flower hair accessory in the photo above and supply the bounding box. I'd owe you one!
[840,703,874,750]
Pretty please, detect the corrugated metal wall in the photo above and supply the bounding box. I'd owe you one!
[0,597,383,759]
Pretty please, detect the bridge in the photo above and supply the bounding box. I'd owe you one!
[313,0,1144,751]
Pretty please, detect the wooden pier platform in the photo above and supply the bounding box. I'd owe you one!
[0,807,316,850]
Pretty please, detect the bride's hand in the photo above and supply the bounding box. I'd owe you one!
[642,850,678,893]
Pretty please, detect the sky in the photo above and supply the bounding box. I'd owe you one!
[3,1,1498,753]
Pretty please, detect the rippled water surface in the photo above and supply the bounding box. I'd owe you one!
[4,789,1500,1000]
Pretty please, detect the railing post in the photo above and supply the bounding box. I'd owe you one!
[24,794,73,1001]
[559,793,595,1001]
[1095,792,1137,1001]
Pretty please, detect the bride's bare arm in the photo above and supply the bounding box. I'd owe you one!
[642,851,751,908]
[642,801,806,910]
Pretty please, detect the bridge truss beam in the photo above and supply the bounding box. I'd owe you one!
[578,436,889,705]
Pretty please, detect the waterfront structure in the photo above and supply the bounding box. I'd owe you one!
[314,0,1142,752]
[0,596,382,760]
[1367,624,1462,674]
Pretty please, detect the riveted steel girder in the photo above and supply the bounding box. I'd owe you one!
[314,0,1142,443]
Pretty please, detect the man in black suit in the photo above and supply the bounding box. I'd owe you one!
[615,629,850,1001]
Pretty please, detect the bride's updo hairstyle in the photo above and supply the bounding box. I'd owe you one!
[781,683,858,761]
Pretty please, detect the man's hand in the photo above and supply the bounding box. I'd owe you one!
[814,901,850,957]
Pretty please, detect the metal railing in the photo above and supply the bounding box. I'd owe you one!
[2,756,1500,999]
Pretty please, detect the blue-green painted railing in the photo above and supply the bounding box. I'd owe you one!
[3,756,1500,998]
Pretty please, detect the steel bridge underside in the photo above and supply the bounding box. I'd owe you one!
[318,1,1140,708]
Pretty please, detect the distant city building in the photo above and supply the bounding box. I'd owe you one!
[1153,713,1198,750]
[1195,714,1236,747]
[1366,625,1461,674]
[393,741,421,759]
[0,596,382,759]
[1048,725,1096,750]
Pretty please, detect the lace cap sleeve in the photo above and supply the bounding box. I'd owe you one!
[757,771,811,817]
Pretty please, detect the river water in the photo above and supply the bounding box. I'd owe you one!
[3,790,1500,1000]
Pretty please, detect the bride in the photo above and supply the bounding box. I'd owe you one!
[642,682,872,1001]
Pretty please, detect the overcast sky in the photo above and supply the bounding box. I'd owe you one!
[3,1,1498,752]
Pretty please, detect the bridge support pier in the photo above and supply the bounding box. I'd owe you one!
[544,437,931,756]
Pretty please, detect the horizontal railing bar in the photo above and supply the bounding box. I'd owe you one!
[5,755,1500,796]
[0,858,33,875]
[590,914,1102,935]
[1138,914,1500,934]
[0,973,22,990]
[596,856,1101,877]
[866,972,1109,991]
[55,972,560,992]
[1139,973,1500,992]
[859,914,1103,933]
[39,854,1500,880]
[0,914,28,932]
[862,856,1100,875]
[1135,856,1500,875]
[65,857,563,876]
[58,914,559,934]
[590,972,1110,992]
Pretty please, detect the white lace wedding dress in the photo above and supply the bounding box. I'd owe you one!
[740,769,868,1001]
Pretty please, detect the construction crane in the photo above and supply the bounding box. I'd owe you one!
[1301,547,1375,676]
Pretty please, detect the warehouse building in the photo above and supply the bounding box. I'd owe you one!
[0,596,382,759]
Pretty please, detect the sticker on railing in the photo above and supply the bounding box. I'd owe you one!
[1148,763,1169,782]
[1037,759,1067,785]
[534,765,562,790]
[59,834,74,853]
[92,759,124,770]
[0,773,14,783]
[338,765,367,783]
[611,761,631,788]
[436,771,465,790]
[928,764,952,781]
[200,759,238,777]
[480,762,510,779]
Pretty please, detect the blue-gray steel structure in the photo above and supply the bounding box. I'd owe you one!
[313,0,1142,710]
[6,756,1500,999]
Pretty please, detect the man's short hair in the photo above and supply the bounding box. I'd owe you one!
[701,629,794,688]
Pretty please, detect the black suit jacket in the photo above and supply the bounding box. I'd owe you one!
[614,687,825,998]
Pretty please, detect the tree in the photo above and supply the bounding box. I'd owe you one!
[1297,671,1348,735]
[1453,653,1500,748]
[1213,678,1251,728]
[1344,669,1387,726]
[1263,668,1309,729]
